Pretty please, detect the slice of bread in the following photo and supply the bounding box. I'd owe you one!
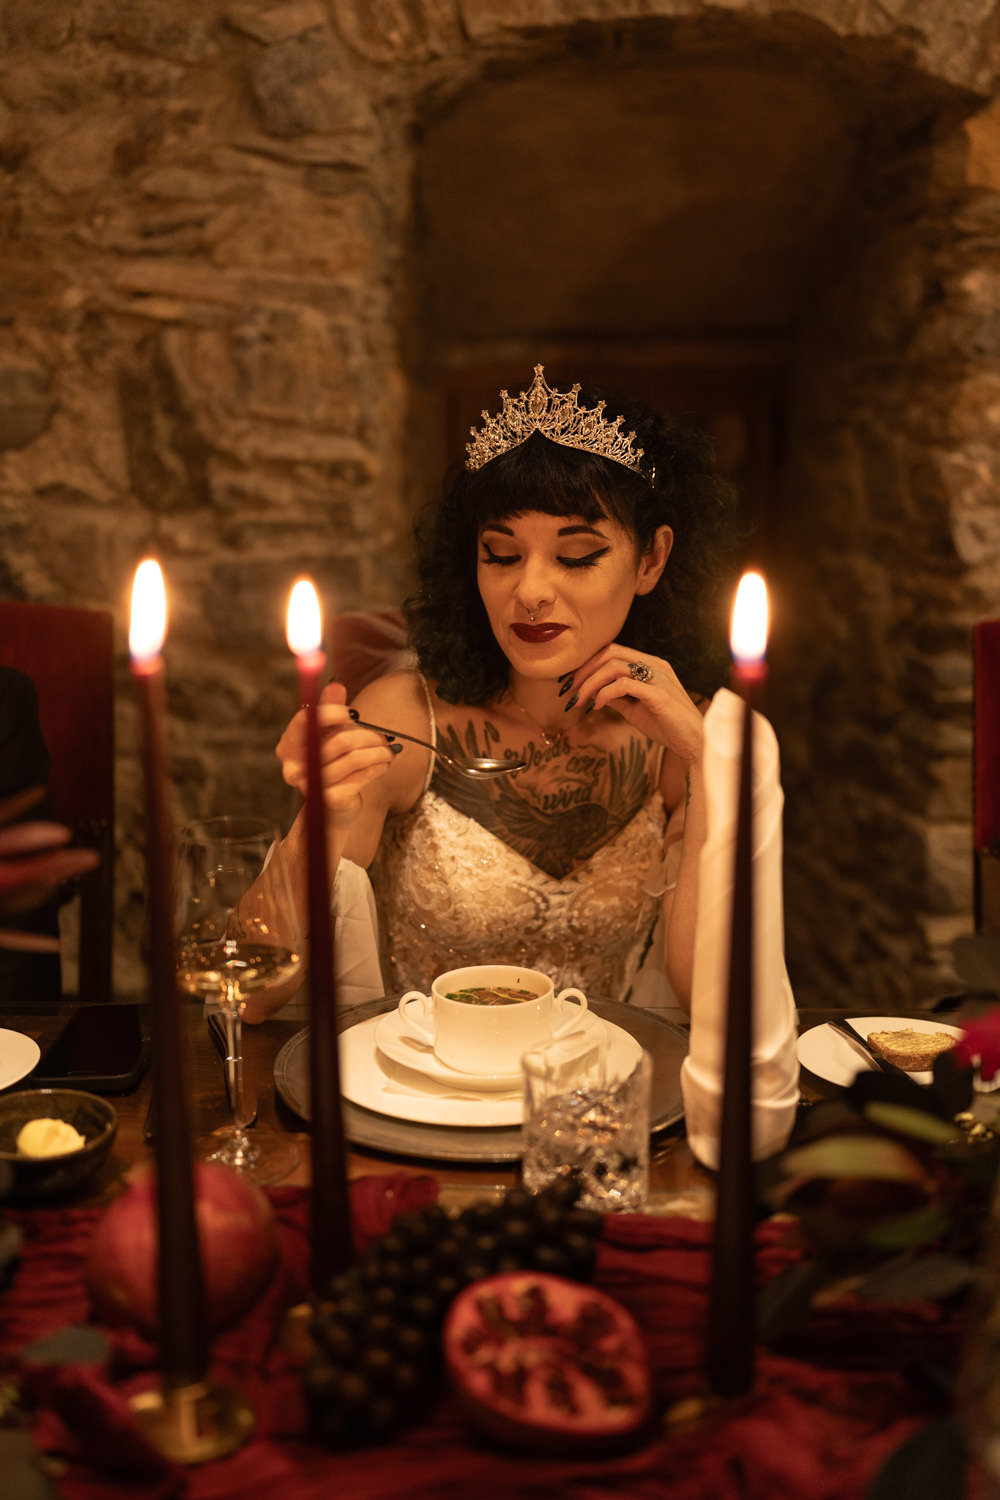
[866,1027,955,1072]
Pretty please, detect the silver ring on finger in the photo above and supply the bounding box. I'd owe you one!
[627,661,654,684]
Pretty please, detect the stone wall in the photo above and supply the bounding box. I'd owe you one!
[0,0,998,1001]
[0,1,419,991]
[774,103,1000,1005]
[775,156,995,1004]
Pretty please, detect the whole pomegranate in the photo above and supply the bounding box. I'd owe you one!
[86,1162,278,1334]
[443,1271,652,1454]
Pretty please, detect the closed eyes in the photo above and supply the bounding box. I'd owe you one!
[480,545,611,569]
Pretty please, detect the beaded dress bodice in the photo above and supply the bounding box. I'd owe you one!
[368,684,667,1002]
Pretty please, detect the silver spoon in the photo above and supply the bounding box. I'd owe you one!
[351,719,526,779]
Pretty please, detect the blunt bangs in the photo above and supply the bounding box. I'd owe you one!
[458,431,652,544]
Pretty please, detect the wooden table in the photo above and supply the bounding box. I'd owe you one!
[9,999,984,1212]
[3,1000,714,1209]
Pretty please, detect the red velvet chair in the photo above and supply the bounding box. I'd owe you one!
[974,619,1000,935]
[0,601,115,1003]
[329,607,410,700]
[953,620,1000,994]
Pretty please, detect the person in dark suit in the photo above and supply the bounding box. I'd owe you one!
[0,667,96,1006]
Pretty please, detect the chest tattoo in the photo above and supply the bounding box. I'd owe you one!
[431,720,655,880]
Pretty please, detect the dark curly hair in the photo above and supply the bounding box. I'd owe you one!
[404,384,742,706]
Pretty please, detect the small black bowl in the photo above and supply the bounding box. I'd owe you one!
[0,1088,117,1200]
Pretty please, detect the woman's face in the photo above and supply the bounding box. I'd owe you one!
[476,510,671,679]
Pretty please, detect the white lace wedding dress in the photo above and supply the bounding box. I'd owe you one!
[368,678,669,1003]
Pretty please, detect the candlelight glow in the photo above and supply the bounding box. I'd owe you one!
[129,559,167,662]
[286,579,323,656]
[730,572,769,663]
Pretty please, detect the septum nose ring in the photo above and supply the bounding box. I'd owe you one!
[527,600,544,622]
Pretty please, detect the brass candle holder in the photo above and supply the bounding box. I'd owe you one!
[130,1379,254,1465]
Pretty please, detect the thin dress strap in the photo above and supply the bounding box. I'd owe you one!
[416,673,437,796]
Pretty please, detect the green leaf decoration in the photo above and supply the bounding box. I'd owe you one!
[968,1092,1000,1133]
[868,1418,967,1500]
[861,1102,960,1144]
[0,1432,62,1500]
[782,1133,926,1184]
[846,1068,954,1122]
[756,1261,832,1344]
[19,1325,109,1366]
[855,1251,977,1302]
[931,1051,975,1114]
[865,1202,951,1251]
[794,1097,863,1141]
[935,1141,1000,1194]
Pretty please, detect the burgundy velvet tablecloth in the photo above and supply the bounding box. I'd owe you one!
[0,1179,974,1499]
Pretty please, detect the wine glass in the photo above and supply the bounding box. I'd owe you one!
[175,814,302,1185]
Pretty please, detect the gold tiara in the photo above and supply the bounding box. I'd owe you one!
[465,364,644,476]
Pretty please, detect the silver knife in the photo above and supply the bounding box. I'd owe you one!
[826,1016,910,1078]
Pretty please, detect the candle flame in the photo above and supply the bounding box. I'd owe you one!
[286,578,323,656]
[129,558,167,661]
[730,572,768,662]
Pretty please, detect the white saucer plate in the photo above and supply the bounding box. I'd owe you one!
[796,1015,974,1089]
[0,1028,41,1091]
[374,1002,604,1091]
[344,1010,644,1128]
[340,1016,522,1127]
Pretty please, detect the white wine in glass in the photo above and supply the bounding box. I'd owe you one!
[175,815,302,1185]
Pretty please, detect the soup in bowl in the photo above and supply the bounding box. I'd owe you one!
[396,964,588,1075]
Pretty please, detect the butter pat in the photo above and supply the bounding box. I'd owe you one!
[16,1117,86,1157]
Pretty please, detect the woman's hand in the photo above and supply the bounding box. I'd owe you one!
[568,645,706,765]
[275,680,397,823]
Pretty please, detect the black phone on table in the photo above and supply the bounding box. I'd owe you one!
[30,1002,152,1093]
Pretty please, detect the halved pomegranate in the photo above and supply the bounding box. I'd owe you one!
[443,1271,653,1454]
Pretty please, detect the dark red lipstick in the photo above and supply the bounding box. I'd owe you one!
[511,624,567,643]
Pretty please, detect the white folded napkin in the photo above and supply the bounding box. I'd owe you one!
[274,858,386,1020]
[681,687,800,1169]
[331,858,386,1011]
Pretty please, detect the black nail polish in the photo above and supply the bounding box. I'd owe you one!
[383,733,396,742]
[563,693,578,712]
[584,698,595,715]
[390,742,403,755]
[557,677,574,697]
[348,708,359,721]
[557,671,573,684]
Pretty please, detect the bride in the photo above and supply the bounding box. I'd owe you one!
[249,367,740,1021]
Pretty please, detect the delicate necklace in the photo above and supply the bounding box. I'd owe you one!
[504,689,566,748]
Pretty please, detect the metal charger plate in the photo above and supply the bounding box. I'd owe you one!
[274,996,689,1164]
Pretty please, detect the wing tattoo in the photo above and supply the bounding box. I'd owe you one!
[431,724,655,880]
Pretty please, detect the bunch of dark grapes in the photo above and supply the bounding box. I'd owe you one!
[304,1177,603,1449]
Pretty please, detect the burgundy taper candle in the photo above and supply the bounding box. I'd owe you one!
[129,560,208,1389]
[286,580,354,1288]
[707,571,768,1398]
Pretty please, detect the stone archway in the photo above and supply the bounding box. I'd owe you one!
[402,4,1000,1006]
